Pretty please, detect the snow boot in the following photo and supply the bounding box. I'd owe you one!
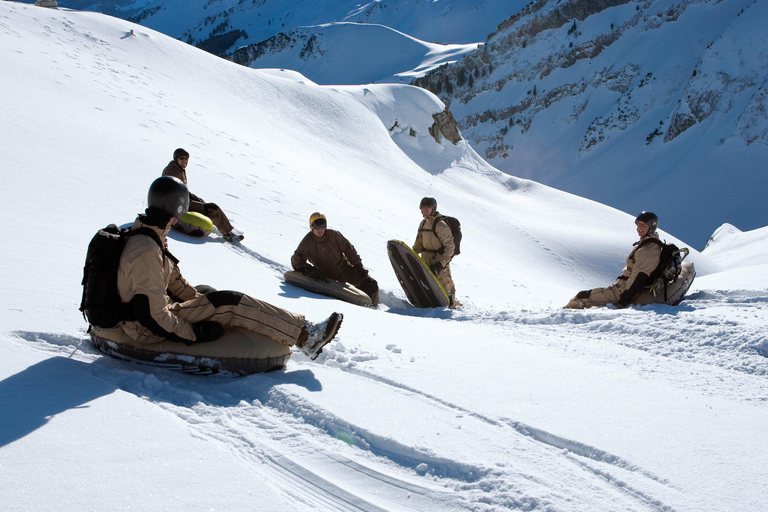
[223,230,244,243]
[298,312,343,360]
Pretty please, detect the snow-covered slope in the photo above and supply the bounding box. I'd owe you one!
[702,223,768,269]
[423,0,768,247]
[2,4,767,512]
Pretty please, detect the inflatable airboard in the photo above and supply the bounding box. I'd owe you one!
[387,240,449,308]
[284,271,372,307]
[632,262,696,306]
[175,211,213,237]
[89,326,291,375]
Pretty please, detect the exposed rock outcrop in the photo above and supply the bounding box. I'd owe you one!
[428,109,462,145]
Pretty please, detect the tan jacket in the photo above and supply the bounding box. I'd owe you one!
[291,229,362,280]
[162,161,202,203]
[413,212,455,268]
[117,218,200,343]
[620,233,662,290]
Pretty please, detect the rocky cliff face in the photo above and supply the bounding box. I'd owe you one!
[420,0,767,157]
[414,0,768,245]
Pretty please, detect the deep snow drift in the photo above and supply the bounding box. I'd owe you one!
[1,4,767,512]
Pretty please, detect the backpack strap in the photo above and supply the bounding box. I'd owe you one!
[637,237,663,248]
[419,215,447,254]
[127,227,179,265]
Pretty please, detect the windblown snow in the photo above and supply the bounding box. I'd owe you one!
[1,4,766,512]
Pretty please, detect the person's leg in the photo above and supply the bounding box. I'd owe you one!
[203,203,235,236]
[436,265,459,308]
[564,284,622,309]
[338,266,379,306]
[172,291,305,346]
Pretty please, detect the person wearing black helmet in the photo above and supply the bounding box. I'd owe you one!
[291,212,379,306]
[413,197,461,309]
[162,148,244,243]
[564,211,662,309]
[113,177,342,359]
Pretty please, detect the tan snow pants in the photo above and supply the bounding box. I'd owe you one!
[190,200,235,236]
[172,291,305,346]
[564,282,624,309]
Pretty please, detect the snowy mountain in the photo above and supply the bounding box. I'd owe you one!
[47,0,529,51]
[419,0,768,247]
[2,3,768,511]
[227,22,480,85]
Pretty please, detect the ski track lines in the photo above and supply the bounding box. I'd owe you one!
[143,362,673,512]
[465,293,768,386]
[318,364,676,510]
[13,331,673,511]
[12,288,768,510]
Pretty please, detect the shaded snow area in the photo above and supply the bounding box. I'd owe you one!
[229,22,481,85]
[53,0,530,50]
[1,4,767,512]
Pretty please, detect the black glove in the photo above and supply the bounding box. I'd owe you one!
[615,294,632,309]
[429,262,443,275]
[191,321,225,344]
[575,290,591,300]
[615,272,651,309]
[298,264,327,281]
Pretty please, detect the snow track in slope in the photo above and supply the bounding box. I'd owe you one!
[13,331,674,511]
[456,293,768,401]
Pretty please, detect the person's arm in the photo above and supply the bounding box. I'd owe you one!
[122,243,196,343]
[337,232,362,267]
[434,219,455,267]
[167,263,200,302]
[413,221,424,253]
[625,243,660,289]
[291,235,311,271]
[616,244,661,307]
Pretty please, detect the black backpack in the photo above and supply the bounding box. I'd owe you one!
[79,224,164,329]
[432,215,462,256]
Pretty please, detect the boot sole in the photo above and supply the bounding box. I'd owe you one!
[310,313,343,360]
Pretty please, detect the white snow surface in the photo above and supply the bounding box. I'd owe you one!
[1,4,767,512]
[703,223,768,269]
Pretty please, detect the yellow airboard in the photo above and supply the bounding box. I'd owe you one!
[176,211,213,237]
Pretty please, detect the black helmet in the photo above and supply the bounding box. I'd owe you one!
[635,211,658,233]
[419,197,437,210]
[148,176,190,218]
[173,148,189,161]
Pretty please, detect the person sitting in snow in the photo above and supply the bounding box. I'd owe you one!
[291,212,379,306]
[162,148,244,243]
[109,176,342,359]
[413,197,461,309]
[564,211,662,309]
